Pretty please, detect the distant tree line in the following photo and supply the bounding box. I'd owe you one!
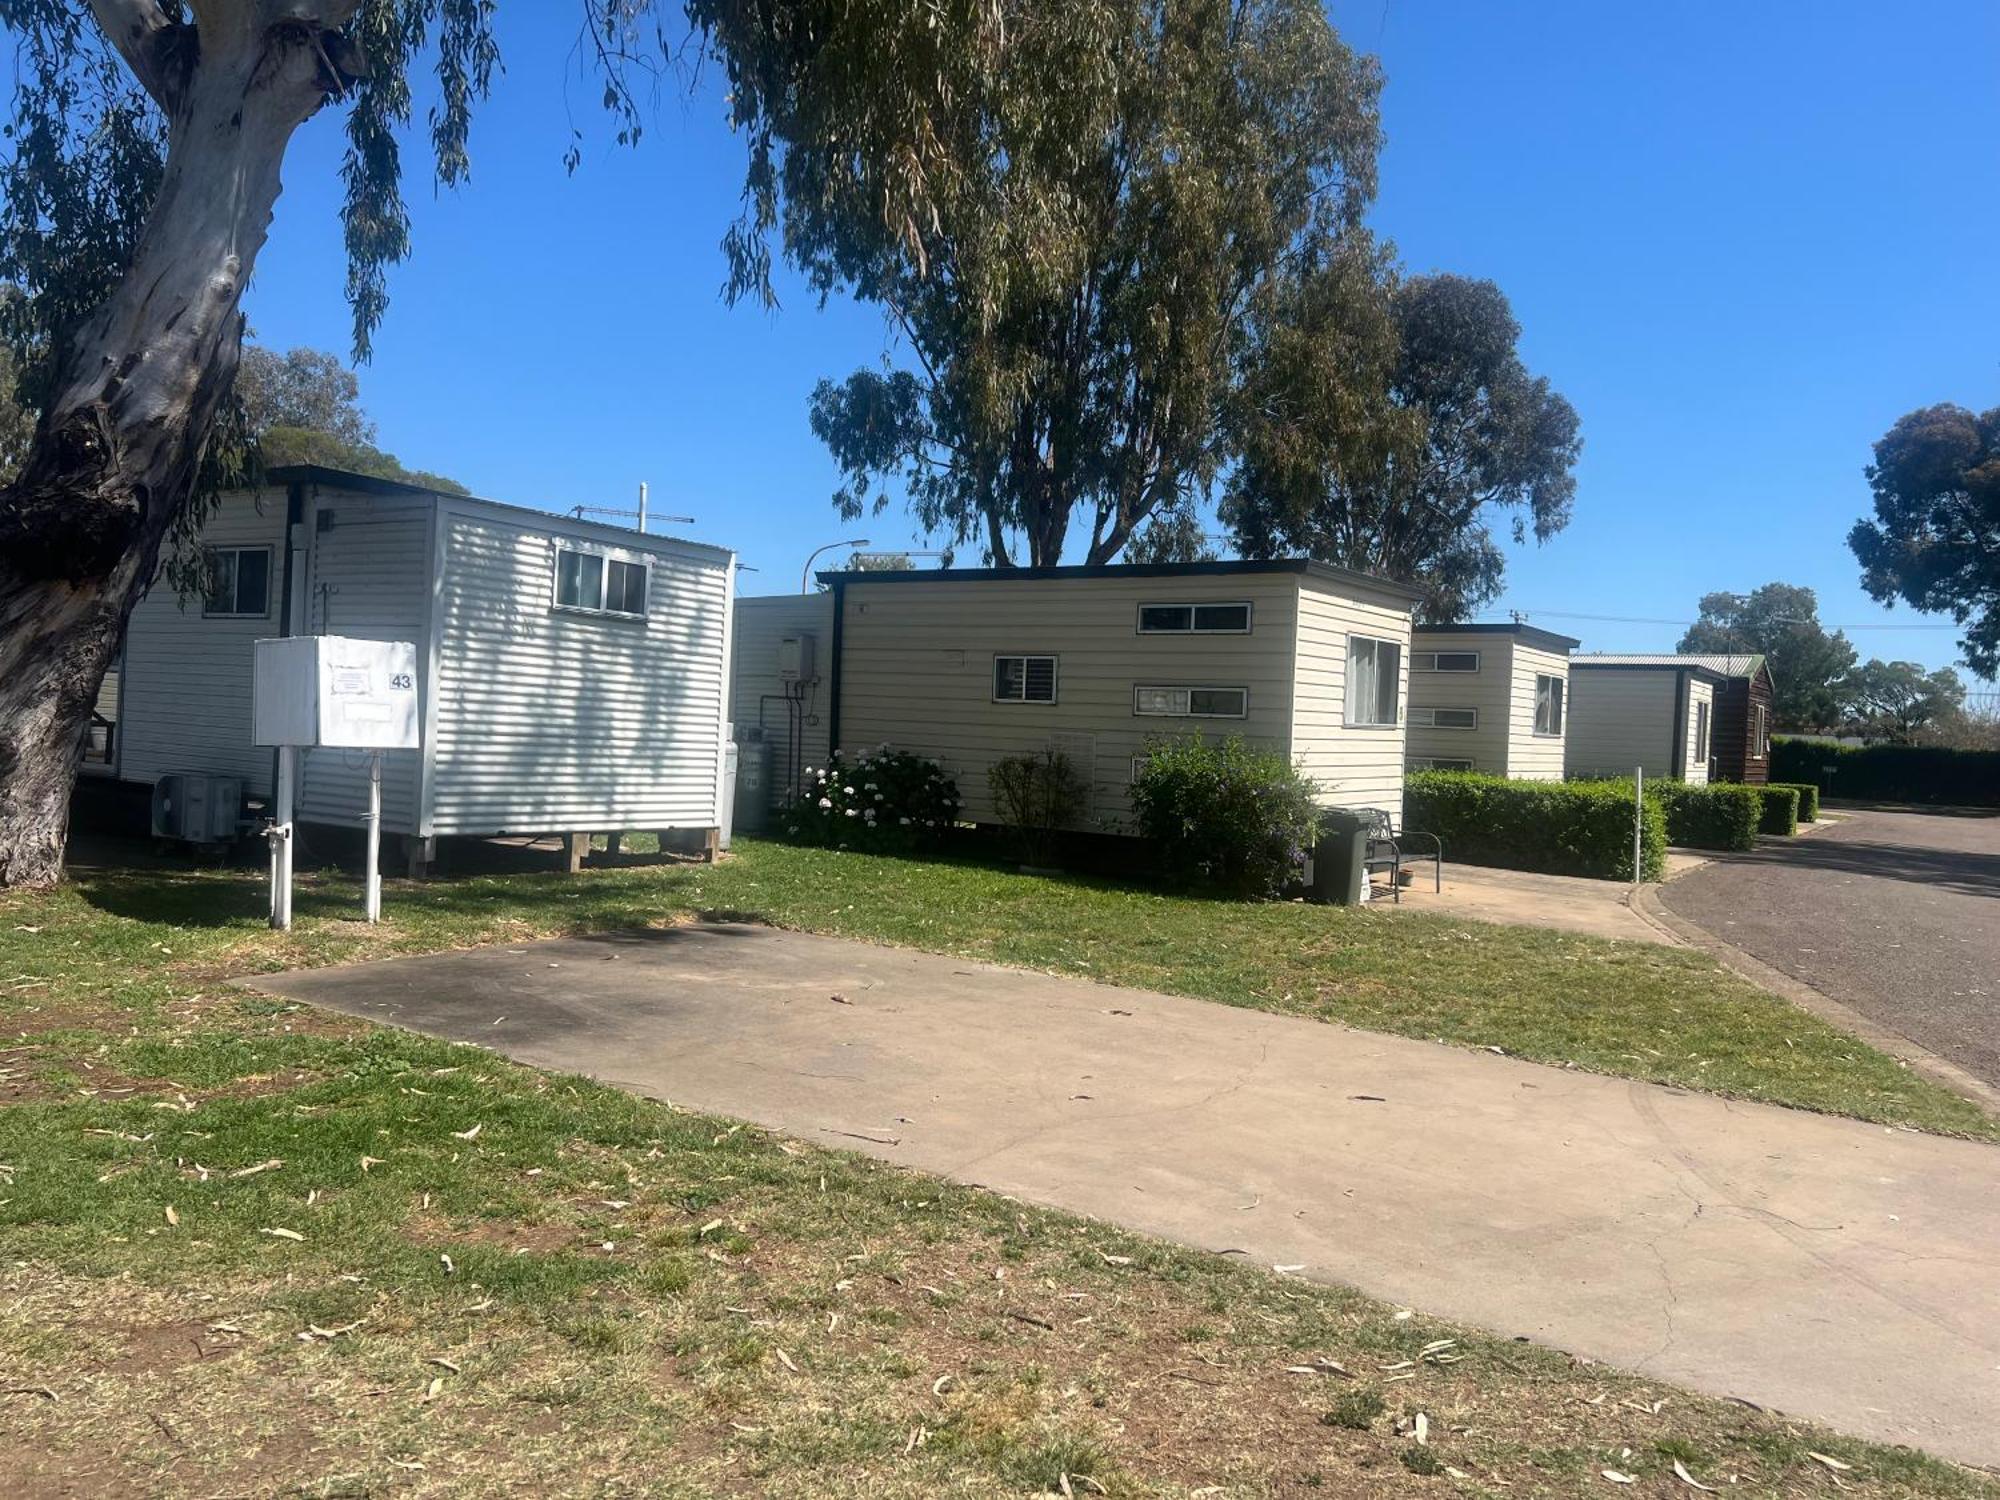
[1678,581,1971,744]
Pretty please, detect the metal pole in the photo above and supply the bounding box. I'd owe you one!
[270,745,297,930]
[800,538,871,593]
[364,750,383,923]
[1633,765,1644,887]
[637,481,648,535]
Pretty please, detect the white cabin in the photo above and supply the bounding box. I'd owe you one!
[108,465,736,854]
[1406,624,1579,779]
[1565,657,1721,784]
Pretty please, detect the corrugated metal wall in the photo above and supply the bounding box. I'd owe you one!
[295,494,432,833]
[427,508,730,835]
[119,489,289,793]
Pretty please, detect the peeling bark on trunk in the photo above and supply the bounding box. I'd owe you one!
[0,3,356,887]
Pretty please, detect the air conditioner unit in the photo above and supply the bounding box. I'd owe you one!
[150,773,247,846]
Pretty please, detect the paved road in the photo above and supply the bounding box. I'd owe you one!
[245,924,2000,1467]
[1663,808,2000,1088]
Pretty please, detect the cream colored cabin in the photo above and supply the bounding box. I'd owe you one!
[1564,659,1722,783]
[815,560,1422,829]
[1406,624,1578,779]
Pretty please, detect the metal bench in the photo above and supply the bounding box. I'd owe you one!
[1358,807,1442,903]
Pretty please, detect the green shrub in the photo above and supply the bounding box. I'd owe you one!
[987,749,1090,868]
[782,746,959,852]
[1404,771,1664,882]
[1771,737,2000,806]
[1752,783,1799,836]
[1129,735,1321,898]
[1653,781,1761,851]
[1769,781,1819,822]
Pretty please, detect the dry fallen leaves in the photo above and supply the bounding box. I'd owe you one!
[1672,1459,1717,1492]
[260,1227,305,1242]
[1601,1471,1636,1485]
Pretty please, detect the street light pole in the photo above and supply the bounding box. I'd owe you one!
[801,538,871,593]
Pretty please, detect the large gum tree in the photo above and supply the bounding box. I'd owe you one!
[0,0,998,887]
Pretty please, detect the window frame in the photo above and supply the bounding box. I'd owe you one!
[1533,674,1566,737]
[1134,600,1254,636]
[1408,706,1478,730]
[1132,684,1250,720]
[200,545,274,620]
[1411,649,1481,673]
[1343,634,1403,728]
[1694,698,1712,763]
[993,654,1059,704]
[1752,702,1769,759]
[551,544,652,620]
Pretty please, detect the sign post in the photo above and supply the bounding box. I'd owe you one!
[253,636,421,931]
[1633,765,1644,889]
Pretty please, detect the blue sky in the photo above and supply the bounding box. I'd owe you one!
[239,1,1998,682]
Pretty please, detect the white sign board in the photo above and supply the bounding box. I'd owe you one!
[253,636,421,750]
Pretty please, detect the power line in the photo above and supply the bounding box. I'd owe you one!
[1491,607,1962,633]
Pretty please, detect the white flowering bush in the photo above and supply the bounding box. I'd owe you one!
[781,745,961,853]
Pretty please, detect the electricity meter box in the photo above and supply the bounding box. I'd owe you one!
[253,636,420,750]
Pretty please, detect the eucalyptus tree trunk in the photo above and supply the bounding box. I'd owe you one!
[0,1,358,887]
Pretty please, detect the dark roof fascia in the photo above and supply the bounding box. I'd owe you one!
[817,557,1425,603]
[262,463,442,500]
[1414,622,1582,652]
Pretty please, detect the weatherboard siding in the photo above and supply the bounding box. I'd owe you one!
[1291,577,1414,824]
[1406,631,1513,775]
[1507,640,1571,781]
[1565,668,1679,780]
[1683,677,1715,785]
[730,595,836,803]
[835,573,1300,826]
[428,509,731,835]
[118,488,289,793]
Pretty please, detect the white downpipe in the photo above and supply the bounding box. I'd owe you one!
[364,750,383,924]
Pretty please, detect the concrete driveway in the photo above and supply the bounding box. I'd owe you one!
[244,924,2000,1468]
[1662,807,2000,1089]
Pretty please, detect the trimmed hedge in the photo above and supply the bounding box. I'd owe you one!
[1405,771,1665,882]
[1753,784,1799,836]
[1771,738,2000,807]
[1653,781,1761,851]
[1130,735,1321,898]
[1769,781,1818,823]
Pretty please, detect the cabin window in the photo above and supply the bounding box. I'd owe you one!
[1409,757,1474,771]
[1345,636,1401,726]
[1694,699,1712,763]
[554,546,649,618]
[1752,703,1769,759]
[1409,705,1477,729]
[1133,685,1248,719]
[1534,675,1565,736]
[1412,650,1480,672]
[202,546,272,618]
[994,655,1058,703]
[1136,602,1252,634]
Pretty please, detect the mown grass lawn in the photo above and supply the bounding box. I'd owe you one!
[0,838,1994,1497]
